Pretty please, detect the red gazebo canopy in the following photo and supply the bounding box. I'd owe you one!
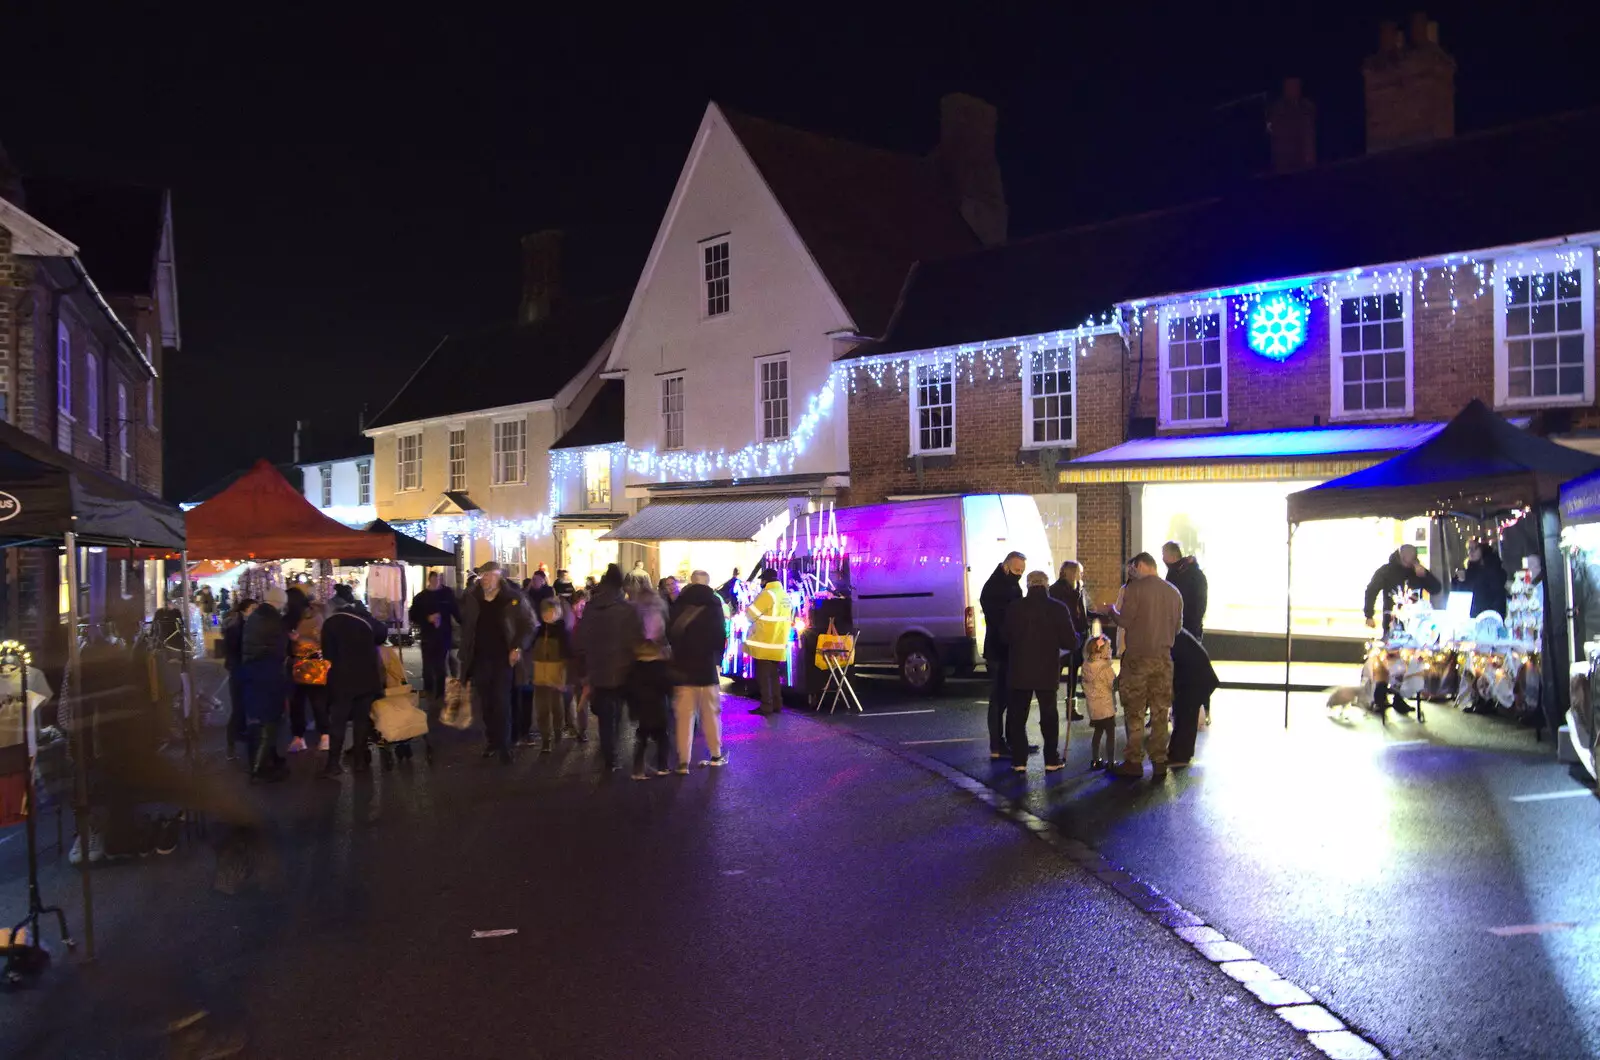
[183,459,395,560]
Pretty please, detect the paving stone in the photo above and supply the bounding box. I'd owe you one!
[1306,1030,1384,1060]
[1196,940,1254,963]
[1218,960,1281,984]
[1276,1005,1345,1033]
[1242,978,1314,1006]
[1174,925,1224,945]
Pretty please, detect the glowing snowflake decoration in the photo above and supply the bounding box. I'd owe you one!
[1247,295,1307,360]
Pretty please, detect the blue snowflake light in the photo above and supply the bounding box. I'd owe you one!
[1247,295,1307,360]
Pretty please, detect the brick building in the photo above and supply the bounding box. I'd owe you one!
[0,158,179,647]
[843,17,1600,659]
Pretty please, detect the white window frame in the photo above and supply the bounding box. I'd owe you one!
[700,236,730,318]
[397,432,422,492]
[1331,278,1414,420]
[1158,301,1228,429]
[116,382,130,479]
[661,374,685,451]
[319,465,333,507]
[491,417,526,486]
[584,449,612,510]
[357,460,372,506]
[1494,247,1595,408]
[446,426,466,491]
[85,350,101,437]
[1021,346,1077,449]
[909,360,956,456]
[755,353,790,442]
[56,322,72,416]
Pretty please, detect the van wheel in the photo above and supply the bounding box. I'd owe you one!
[898,637,945,695]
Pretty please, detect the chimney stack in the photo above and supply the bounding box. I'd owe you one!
[518,230,564,324]
[1267,77,1317,174]
[1362,11,1455,153]
[934,93,1007,247]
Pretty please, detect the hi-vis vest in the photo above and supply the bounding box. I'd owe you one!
[743,581,792,661]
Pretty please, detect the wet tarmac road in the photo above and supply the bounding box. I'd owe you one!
[0,692,1329,1059]
[815,671,1600,1060]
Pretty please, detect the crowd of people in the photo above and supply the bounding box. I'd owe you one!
[978,543,1218,781]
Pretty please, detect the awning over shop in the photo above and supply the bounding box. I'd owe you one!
[1060,421,1447,483]
[1286,400,1600,523]
[600,498,793,543]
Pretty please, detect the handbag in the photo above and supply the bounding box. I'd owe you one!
[814,619,855,669]
[371,687,429,742]
[291,654,330,686]
[440,676,473,730]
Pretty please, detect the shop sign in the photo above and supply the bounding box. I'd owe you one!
[0,491,21,521]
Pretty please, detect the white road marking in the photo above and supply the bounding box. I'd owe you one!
[902,737,982,746]
[1382,739,1430,748]
[1509,789,1594,803]
[1488,922,1578,936]
[470,929,518,939]
[720,869,746,876]
[856,709,936,717]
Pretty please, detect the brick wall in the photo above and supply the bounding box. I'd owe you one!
[844,332,1129,594]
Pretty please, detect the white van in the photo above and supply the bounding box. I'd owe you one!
[797,495,1053,693]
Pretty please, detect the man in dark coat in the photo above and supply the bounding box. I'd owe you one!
[1363,544,1442,714]
[459,562,535,764]
[319,590,389,777]
[1453,541,1509,618]
[574,564,643,771]
[1004,571,1081,771]
[1162,542,1208,639]
[1167,628,1218,765]
[980,551,1026,760]
[526,570,556,613]
[1049,560,1091,720]
[407,571,460,708]
[668,570,730,769]
[240,588,290,782]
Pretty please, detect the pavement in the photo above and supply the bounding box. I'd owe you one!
[813,670,1600,1060]
[0,679,1332,1059]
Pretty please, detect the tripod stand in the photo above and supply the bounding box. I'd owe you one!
[2,642,73,987]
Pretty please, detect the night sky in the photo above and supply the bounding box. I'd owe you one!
[5,4,1597,500]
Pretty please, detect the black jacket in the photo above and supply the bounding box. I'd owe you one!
[1047,578,1090,645]
[1165,556,1208,637]
[321,602,389,702]
[667,582,729,686]
[1363,551,1443,622]
[241,604,287,665]
[979,564,1023,660]
[458,582,535,678]
[574,587,642,689]
[222,610,248,670]
[1003,586,1081,691]
[407,586,460,647]
[1455,553,1509,618]
[552,578,575,600]
[1172,628,1218,708]
[527,583,556,613]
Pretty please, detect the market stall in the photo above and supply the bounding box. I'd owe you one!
[1284,400,1600,739]
[1558,468,1600,780]
[358,519,456,636]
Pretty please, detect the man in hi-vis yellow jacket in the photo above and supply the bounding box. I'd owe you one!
[743,568,791,716]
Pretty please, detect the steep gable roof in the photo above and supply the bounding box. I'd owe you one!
[721,107,981,337]
[368,294,626,430]
[862,107,1600,356]
[20,176,166,295]
[552,379,623,450]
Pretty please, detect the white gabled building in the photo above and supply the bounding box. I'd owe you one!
[599,96,1003,582]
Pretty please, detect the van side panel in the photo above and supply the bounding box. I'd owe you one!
[834,497,965,665]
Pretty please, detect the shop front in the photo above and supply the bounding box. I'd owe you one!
[555,518,623,586]
[599,497,796,589]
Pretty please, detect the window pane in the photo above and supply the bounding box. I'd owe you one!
[1560,366,1586,395]
[1382,322,1403,349]
[1558,301,1582,332]
[1534,368,1557,396]
[1364,353,1384,378]
[1344,382,1363,409]
[1508,340,1531,369]
[1203,339,1220,364]
[1340,300,1360,325]
[1385,351,1405,379]
[1365,381,1385,408]
[1171,372,1188,396]
[1385,381,1406,408]
[1509,373,1531,397]
[1381,293,1402,318]
[1507,306,1530,337]
[1558,270,1582,300]
[1559,334,1585,364]
[1341,325,1360,352]
[1362,323,1382,348]
[1530,303,1554,334]
[1343,354,1363,383]
[1204,394,1222,419]
[1204,366,1222,391]
[1170,396,1185,420]
[1534,337,1558,366]
[1506,276,1530,305]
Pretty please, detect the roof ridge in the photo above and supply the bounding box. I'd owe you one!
[718,103,934,168]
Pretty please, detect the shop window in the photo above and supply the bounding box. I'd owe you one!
[1158,305,1226,428]
[357,460,372,506]
[492,418,526,485]
[585,449,611,509]
[702,238,730,317]
[662,375,685,450]
[1333,282,1412,418]
[397,432,422,491]
[910,361,955,455]
[756,354,789,441]
[1023,348,1074,447]
[1496,248,1594,406]
[448,428,466,491]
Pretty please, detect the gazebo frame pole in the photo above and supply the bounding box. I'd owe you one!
[1284,521,1295,730]
[63,530,95,960]
[179,549,195,770]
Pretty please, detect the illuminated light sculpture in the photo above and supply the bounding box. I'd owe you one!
[1246,294,1307,359]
